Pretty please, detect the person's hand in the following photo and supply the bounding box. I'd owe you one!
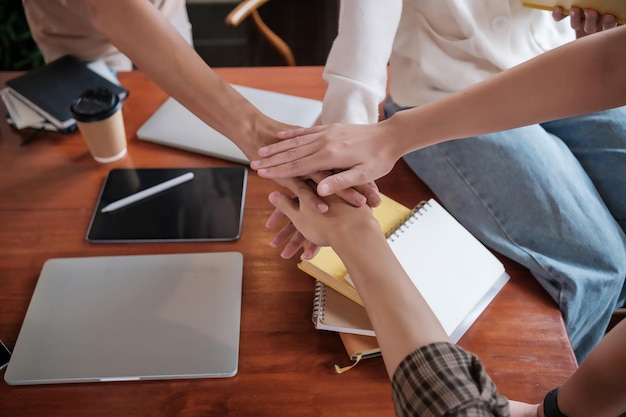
[552,6,618,38]
[267,189,377,253]
[267,172,380,259]
[508,400,541,417]
[265,202,317,259]
[250,122,399,198]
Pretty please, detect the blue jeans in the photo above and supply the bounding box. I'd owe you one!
[386,98,626,362]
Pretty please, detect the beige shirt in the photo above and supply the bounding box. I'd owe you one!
[22,0,191,71]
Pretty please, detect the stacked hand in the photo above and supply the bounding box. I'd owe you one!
[552,6,618,37]
[251,122,400,205]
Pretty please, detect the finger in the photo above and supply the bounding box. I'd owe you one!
[333,188,367,206]
[265,206,288,228]
[302,243,321,260]
[308,171,367,206]
[255,145,335,178]
[267,191,298,222]
[269,222,299,249]
[275,177,329,213]
[354,182,382,207]
[256,133,319,159]
[602,14,617,31]
[254,145,319,175]
[265,194,303,252]
[569,6,584,30]
[267,192,320,259]
[552,6,566,21]
[276,125,327,140]
[280,232,308,259]
[583,9,600,33]
[317,166,380,198]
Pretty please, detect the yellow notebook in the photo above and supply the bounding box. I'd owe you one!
[299,194,410,307]
[522,0,626,23]
[299,197,510,342]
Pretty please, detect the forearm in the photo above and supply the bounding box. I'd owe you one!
[78,0,281,157]
[329,223,449,378]
[555,319,626,417]
[387,25,626,155]
[322,0,402,124]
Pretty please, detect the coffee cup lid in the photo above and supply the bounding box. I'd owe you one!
[70,88,121,122]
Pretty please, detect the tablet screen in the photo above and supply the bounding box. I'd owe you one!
[87,167,247,242]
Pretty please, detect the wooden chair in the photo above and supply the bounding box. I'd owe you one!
[225,0,296,66]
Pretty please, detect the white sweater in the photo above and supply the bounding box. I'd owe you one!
[322,0,575,124]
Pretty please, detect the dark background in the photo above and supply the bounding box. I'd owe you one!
[0,0,338,71]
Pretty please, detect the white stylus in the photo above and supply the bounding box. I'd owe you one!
[100,172,194,213]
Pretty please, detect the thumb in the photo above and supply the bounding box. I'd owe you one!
[317,169,364,197]
[277,124,327,139]
[268,191,298,216]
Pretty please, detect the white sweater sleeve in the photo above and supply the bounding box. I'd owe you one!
[322,0,402,124]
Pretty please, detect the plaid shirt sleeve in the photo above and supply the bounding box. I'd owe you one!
[391,342,510,417]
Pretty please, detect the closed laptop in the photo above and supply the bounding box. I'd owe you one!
[137,85,323,163]
[5,252,243,385]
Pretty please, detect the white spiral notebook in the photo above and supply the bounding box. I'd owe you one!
[304,198,510,343]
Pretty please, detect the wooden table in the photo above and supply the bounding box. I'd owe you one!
[0,67,577,417]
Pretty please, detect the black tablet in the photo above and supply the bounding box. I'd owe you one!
[87,167,247,242]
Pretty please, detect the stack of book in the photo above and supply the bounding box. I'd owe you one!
[301,194,510,370]
[2,55,128,133]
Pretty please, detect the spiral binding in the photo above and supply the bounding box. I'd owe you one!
[312,280,327,325]
[386,200,431,243]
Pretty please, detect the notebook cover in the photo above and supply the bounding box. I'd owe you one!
[5,55,128,129]
[339,333,381,361]
[313,281,375,337]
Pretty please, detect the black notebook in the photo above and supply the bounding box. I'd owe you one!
[87,167,247,243]
[5,55,128,130]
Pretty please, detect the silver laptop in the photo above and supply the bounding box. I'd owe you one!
[5,252,243,385]
[137,85,323,164]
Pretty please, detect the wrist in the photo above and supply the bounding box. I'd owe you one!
[329,216,384,253]
[384,110,433,156]
[379,116,407,158]
[239,111,293,159]
[228,109,271,158]
[543,388,569,417]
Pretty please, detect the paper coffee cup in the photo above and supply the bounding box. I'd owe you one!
[71,88,127,163]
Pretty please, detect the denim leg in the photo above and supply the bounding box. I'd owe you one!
[542,107,626,234]
[542,107,626,315]
[387,101,626,362]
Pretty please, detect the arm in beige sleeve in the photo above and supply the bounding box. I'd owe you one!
[77,0,292,158]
